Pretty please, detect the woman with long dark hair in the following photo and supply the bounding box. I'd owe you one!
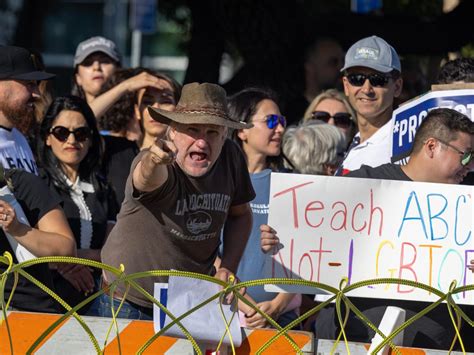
[37,95,118,314]
[226,87,301,328]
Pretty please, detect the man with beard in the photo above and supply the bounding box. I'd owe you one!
[0,46,55,174]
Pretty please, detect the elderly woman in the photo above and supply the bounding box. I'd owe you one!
[303,89,357,146]
[37,95,118,315]
[282,121,346,175]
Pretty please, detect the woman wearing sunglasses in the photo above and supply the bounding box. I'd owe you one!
[226,87,301,329]
[303,89,357,147]
[37,95,118,315]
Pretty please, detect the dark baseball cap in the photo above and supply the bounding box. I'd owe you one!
[0,46,55,81]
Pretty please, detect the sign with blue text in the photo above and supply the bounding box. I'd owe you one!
[264,173,474,304]
[391,89,474,163]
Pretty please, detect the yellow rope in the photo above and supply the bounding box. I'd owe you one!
[0,252,473,355]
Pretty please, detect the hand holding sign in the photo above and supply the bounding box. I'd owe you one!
[265,172,474,304]
[260,224,282,254]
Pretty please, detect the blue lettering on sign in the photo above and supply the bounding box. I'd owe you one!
[427,193,448,241]
[398,191,428,240]
[455,195,471,246]
[391,94,474,162]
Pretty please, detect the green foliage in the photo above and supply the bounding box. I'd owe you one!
[141,1,191,57]
[461,43,474,58]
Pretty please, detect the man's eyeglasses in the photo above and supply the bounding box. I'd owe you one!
[346,73,391,87]
[311,111,353,128]
[50,126,92,143]
[253,114,287,129]
[435,138,474,166]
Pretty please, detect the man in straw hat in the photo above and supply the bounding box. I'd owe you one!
[101,82,255,319]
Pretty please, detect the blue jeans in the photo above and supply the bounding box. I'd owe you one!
[97,293,152,320]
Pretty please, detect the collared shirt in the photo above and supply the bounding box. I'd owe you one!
[335,119,393,176]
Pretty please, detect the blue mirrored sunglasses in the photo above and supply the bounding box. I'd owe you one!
[262,114,287,129]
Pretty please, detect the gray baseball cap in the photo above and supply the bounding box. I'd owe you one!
[73,36,121,67]
[341,35,401,73]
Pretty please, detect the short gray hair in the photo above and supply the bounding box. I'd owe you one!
[282,122,346,175]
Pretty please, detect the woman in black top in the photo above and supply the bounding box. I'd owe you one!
[0,166,75,313]
[37,96,118,315]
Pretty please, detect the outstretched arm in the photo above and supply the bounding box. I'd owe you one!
[132,139,177,192]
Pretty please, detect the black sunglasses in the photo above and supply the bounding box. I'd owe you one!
[50,126,92,143]
[346,73,392,87]
[311,111,353,128]
[253,114,287,129]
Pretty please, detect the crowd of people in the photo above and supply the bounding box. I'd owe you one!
[1,32,474,350]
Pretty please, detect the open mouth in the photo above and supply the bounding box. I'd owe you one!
[189,152,208,162]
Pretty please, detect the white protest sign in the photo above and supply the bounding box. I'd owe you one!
[264,173,474,305]
[153,276,242,346]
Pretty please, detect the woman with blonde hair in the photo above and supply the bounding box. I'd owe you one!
[303,89,357,145]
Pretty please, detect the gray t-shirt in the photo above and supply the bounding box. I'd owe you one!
[102,139,255,307]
